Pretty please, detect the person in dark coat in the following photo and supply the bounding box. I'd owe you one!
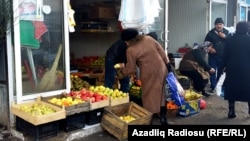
[221,21,250,118]
[179,41,216,97]
[104,39,130,92]
[204,17,229,93]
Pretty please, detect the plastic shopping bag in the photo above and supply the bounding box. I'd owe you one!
[166,72,185,106]
[164,81,171,100]
[215,72,226,98]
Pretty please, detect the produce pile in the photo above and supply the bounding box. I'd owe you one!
[129,85,141,98]
[90,56,105,67]
[19,103,56,116]
[67,85,128,103]
[119,115,136,123]
[70,74,91,91]
[184,90,203,101]
[48,96,84,107]
[129,79,142,98]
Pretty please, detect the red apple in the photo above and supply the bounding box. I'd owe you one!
[91,97,96,103]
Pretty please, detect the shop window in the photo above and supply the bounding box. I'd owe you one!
[18,0,66,95]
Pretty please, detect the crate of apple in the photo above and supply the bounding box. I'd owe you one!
[42,93,90,115]
[67,88,108,103]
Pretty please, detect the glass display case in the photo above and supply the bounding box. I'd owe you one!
[13,0,70,100]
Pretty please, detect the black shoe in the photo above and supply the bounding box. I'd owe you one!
[209,89,216,93]
[202,91,211,97]
[228,109,236,118]
[160,116,168,125]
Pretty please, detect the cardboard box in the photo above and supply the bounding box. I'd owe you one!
[178,99,201,117]
[90,6,116,19]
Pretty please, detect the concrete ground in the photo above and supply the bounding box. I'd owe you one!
[5,88,250,141]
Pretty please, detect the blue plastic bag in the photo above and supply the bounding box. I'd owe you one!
[166,72,185,106]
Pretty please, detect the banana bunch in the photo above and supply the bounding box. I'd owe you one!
[184,90,203,101]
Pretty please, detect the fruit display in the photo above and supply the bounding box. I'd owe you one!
[48,96,84,107]
[129,85,141,98]
[19,103,56,116]
[184,90,203,101]
[119,115,136,123]
[71,56,99,66]
[166,101,179,110]
[70,74,91,90]
[90,56,105,67]
[88,85,128,100]
[67,88,108,103]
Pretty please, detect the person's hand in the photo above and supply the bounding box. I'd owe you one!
[209,47,216,54]
[218,32,226,38]
[209,68,215,74]
[119,63,125,68]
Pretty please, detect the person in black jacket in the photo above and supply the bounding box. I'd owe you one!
[104,39,130,92]
[204,17,229,93]
[179,41,216,97]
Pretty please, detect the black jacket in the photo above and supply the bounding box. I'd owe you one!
[106,39,127,64]
[222,33,250,102]
[204,28,229,58]
[179,48,211,72]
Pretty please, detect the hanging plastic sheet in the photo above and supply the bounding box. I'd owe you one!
[118,0,161,31]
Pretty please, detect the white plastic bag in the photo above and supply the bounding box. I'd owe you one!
[215,72,226,98]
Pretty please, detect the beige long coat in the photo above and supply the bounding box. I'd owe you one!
[121,36,169,114]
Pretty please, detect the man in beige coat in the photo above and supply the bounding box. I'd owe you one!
[117,29,170,125]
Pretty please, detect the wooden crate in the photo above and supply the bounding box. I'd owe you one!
[109,96,129,106]
[41,94,90,116]
[90,99,109,110]
[11,98,66,126]
[101,102,153,141]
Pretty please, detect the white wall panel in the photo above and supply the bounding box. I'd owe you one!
[69,33,120,58]
[168,0,207,53]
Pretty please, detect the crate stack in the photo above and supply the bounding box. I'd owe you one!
[41,94,90,132]
[11,97,66,140]
[11,85,133,140]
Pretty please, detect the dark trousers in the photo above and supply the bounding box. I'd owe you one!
[208,56,223,90]
[104,57,130,93]
[180,70,208,92]
[228,100,250,110]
